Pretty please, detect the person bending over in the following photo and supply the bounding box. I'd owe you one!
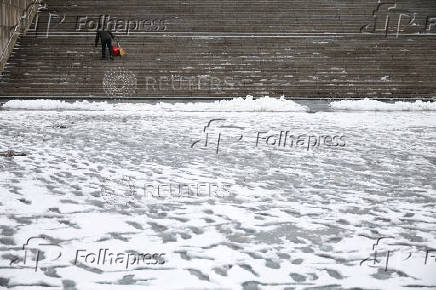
[95,29,115,60]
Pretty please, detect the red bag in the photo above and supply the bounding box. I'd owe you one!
[112,45,120,56]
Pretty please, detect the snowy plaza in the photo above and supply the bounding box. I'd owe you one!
[0,98,435,289]
[1,0,436,289]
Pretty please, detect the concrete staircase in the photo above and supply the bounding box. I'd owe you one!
[1,0,436,99]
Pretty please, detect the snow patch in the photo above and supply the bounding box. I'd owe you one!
[331,98,436,111]
[2,96,309,112]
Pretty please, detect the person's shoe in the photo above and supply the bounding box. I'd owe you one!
[110,56,114,61]
[101,56,106,60]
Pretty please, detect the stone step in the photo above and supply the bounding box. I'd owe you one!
[1,0,436,98]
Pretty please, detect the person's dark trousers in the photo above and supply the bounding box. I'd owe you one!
[101,39,113,58]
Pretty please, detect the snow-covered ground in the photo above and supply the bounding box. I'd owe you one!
[0,97,435,290]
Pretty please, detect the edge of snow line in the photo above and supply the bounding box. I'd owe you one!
[1,96,435,112]
[330,98,436,111]
[1,96,309,112]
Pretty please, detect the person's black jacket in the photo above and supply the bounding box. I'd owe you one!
[95,30,115,46]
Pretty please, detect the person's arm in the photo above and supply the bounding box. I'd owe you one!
[109,31,115,40]
[95,32,100,47]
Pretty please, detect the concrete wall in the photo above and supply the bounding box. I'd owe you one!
[0,0,36,72]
